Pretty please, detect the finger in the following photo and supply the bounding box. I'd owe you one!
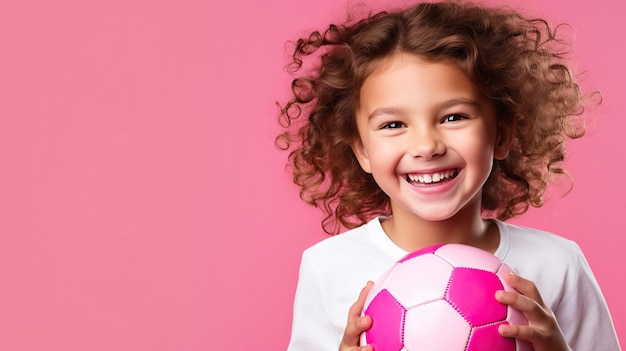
[339,340,373,351]
[356,281,374,310]
[339,343,373,351]
[348,281,373,320]
[342,314,372,341]
[499,323,570,351]
[503,271,545,306]
[498,323,541,341]
[496,290,537,313]
[340,282,374,350]
[340,316,370,349]
[496,289,552,323]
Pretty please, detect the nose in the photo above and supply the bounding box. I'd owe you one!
[408,127,446,159]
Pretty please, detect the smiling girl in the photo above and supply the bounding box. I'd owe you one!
[278,1,621,350]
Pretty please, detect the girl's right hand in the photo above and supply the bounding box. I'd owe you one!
[339,281,374,351]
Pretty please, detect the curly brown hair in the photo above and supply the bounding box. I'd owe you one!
[276,0,587,234]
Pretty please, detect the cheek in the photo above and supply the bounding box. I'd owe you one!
[369,140,401,161]
[364,146,400,177]
[470,143,496,177]
[459,126,497,156]
[451,134,496,172]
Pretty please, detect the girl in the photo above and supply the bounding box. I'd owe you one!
[278,1,621,350]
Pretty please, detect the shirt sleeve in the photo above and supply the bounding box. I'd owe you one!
[286,251,343,351]
[555,243,621,351]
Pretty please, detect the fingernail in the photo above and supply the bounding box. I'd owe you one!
[360,316,369,326]
[499,324,510,334]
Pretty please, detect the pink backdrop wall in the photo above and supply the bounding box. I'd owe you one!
[0,0,623,350]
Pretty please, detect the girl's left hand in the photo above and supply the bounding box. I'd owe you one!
[495,271,572,351]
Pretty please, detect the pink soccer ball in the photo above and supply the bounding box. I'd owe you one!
[360,243,530,351]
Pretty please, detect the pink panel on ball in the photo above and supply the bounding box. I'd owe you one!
[386,255,453,307]
[506,305,527,328]
[495,265,516,292]
[398,244,445,263]
[446,268,506,326]
[364,262,401,308]
[515,339,533,351]
[363,289,405,351]
[435,244,502,273]
[516,339,533,351]
[467,322,516,351]
[404,300,471,351]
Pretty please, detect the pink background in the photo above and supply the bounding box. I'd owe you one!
[0,0,623,350]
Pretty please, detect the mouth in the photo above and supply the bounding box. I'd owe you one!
[405,169,459,185]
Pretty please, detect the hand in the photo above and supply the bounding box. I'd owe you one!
[495,271,572,351]
[339,281,374,351]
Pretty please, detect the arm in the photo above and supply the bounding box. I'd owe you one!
[497,255,622,351]
[287,251,376,351]
[498,228,622,351]
[550,245,621,350]
[287,253,338,351]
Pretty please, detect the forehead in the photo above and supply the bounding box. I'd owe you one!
[357,53,487,114]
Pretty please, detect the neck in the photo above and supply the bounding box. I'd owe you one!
[382,199,498,253]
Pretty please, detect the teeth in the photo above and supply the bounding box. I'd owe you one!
[407,170,457,184]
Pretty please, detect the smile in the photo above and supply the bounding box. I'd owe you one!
[406,169,459,185]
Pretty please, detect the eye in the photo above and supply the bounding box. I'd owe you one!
[380,121,405,129]
[441,114,466,123]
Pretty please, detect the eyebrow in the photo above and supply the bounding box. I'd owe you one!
[367,98,482,120]
[439,98,481,110]
[367,107,405,120]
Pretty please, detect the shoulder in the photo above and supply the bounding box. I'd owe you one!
[299,217,400,287]
[303,217,398,263]
[495,222,583,291]
[495,223,621,350]
[304,221,373,258]
[292,218,400,335]
[496,221,583,266]
[495,221,588,307]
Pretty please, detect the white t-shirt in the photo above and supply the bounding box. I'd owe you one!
[287,217,621,351]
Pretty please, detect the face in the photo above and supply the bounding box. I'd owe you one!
[352,53,510,223]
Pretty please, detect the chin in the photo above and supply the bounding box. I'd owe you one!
[407,207,461,222]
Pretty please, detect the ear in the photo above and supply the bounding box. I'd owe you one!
[494,121,514,160]
[351,138,372,173]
